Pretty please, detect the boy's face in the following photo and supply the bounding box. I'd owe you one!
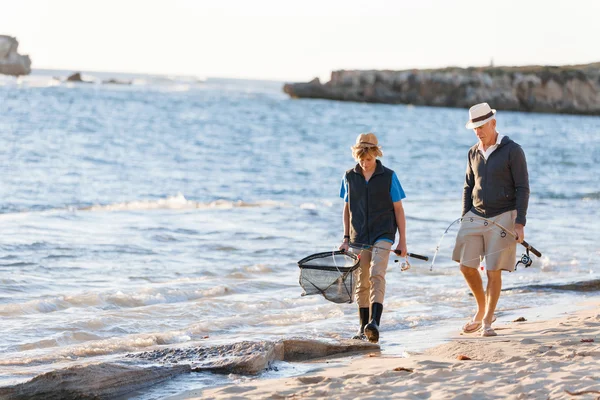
[358,154,376,171]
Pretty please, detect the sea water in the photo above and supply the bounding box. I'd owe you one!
[1,71,599,397]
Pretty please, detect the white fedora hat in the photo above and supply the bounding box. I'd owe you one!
[465,102,496,129]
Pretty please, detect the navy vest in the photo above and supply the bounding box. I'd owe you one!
[345,160,397,245]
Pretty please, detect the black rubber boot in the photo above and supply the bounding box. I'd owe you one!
[364,302,383,343]
[352,307,370,340]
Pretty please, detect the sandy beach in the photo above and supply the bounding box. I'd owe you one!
[172,302,600,400]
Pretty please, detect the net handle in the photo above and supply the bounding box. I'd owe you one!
[347,243,429,261]
[397,251,429,261]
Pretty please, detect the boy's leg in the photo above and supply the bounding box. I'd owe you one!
[364,241,391,343]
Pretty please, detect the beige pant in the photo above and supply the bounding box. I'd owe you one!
[354,241,392,307]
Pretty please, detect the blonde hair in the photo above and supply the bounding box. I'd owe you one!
[351,132,383,160]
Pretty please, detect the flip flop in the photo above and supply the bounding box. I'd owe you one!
[462,314,497,333]
[481,325,497,337]
[462,320,482,333]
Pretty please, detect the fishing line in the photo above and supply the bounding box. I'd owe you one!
[430,215,543,272]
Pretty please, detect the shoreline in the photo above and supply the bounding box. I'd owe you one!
[171,301,600,399]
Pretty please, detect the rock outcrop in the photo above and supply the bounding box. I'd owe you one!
[128,338,378,375]
[0,338,378,400]
[65,72,91,83]
[283,63,600,115]
[0,36,31,76]
[0,364,189,400]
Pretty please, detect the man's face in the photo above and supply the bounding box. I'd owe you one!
[474,119,496,143]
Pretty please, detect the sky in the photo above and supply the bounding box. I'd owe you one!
[2,0,600,82]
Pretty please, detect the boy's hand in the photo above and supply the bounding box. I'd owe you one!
[394,243,407,257]
[339,240,349,252]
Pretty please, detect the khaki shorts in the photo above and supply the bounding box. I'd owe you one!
[452,210,517,272]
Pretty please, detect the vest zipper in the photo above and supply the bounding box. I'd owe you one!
[365,177,370,244]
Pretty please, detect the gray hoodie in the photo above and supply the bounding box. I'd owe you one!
[462,136,530,225]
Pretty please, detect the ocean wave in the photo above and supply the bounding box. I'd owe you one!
[0,195,330,217]
[0,195,333,218]
[537,191,600,201]
[583,192,600,200]
[0,330,196,367]
[504,278,600,293]
[0,285,233,316]
[0,261,38,267]
[17,331,104,352]
[82,194,288,212]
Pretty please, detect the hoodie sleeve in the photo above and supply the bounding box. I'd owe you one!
[510,144,530,225]
[462,150,475,217]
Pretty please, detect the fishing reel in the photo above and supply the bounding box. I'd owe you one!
[515,249,533,270]
[394,258,411,272]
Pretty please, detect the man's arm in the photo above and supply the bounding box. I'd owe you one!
[462,152,475,216]
[511,145,530,226]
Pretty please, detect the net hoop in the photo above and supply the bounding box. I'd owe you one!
[297,250,359,272]
[297,250,360,303]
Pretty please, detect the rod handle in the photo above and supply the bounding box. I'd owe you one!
[521,240,542,258]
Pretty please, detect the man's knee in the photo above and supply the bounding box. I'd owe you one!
[460,264,477,275]
[486,270,502,281]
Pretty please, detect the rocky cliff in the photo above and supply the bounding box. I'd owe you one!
[0,35,31,76]
[283,63,600,115]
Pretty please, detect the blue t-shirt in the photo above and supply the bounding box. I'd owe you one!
[339,171,406,245]
[339,171,406,203]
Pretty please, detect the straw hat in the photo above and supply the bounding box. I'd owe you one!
[351,133,381,150]
[465,102,496,129]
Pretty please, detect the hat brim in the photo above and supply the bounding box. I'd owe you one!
[465,110,496,129]
[351,143,381,150]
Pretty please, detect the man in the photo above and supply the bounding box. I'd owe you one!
[453,102,530,337]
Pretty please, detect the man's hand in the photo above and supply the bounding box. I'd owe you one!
[514,223,525,244]
[394,243,407,257]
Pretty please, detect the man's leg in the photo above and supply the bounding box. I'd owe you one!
[453,214,485,326]
[480,210,516,336]
[460,265,486,322]
[483,270,502,326]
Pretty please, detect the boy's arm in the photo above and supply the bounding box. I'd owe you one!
[393,201,407,257]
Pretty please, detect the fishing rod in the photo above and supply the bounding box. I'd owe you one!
[461,215,542,257]
[346,242,429,261]
[430,216,543,271]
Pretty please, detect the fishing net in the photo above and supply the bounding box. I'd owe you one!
[297,250,360,304]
